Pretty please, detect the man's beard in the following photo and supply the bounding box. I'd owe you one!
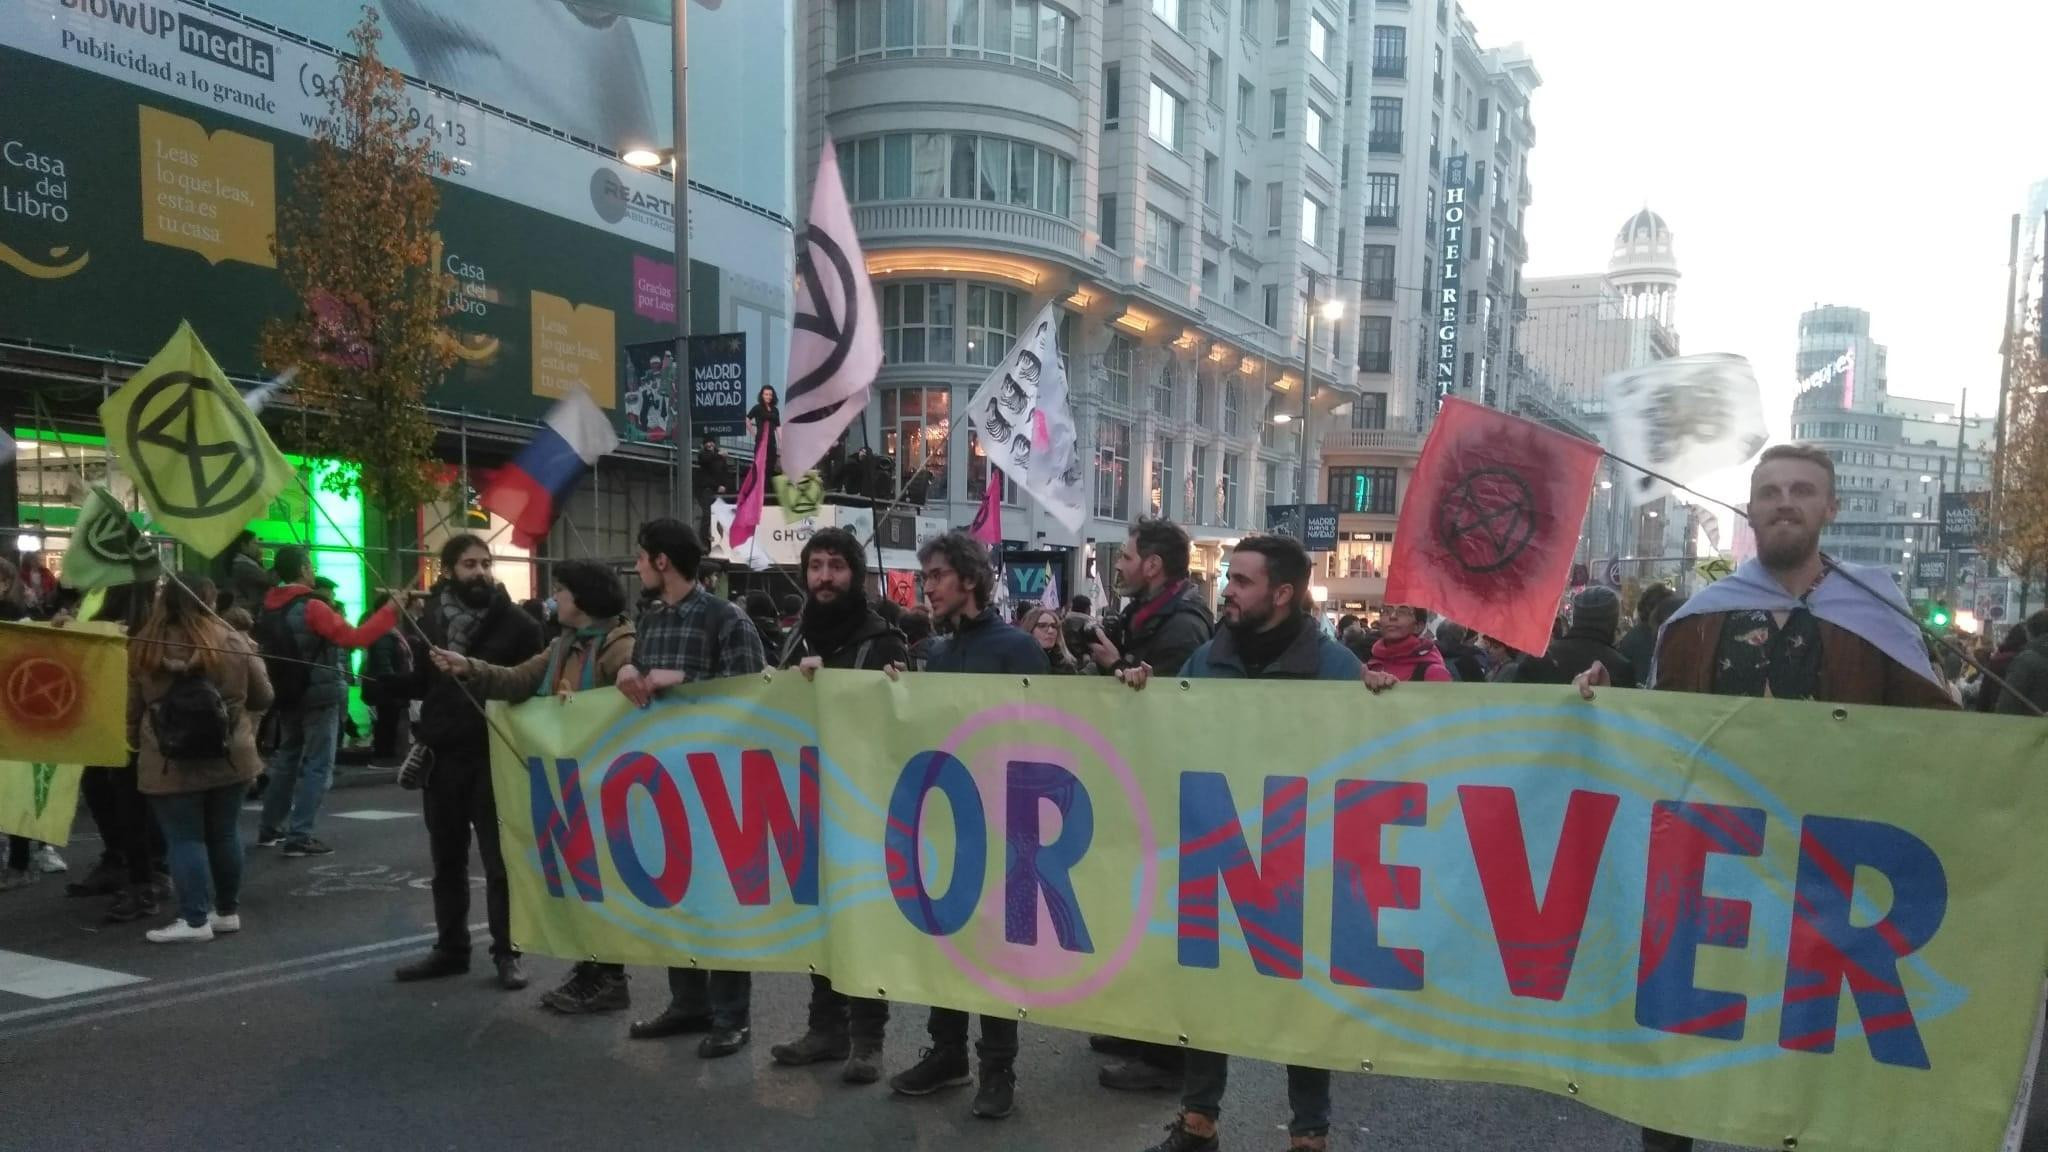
[453,576,496,609]
[1757,521,1822,570]
[1226,598,1276,633]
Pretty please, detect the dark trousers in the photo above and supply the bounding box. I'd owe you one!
[421,756,513,959]
[1182,1050,1331,1138]
[1642,1130,1692,1152]
[100,766,159,885]
[370,703,403,761]
[664,967,751,1030]
[79,764,119,845]
[1129,1039,1183,1072]
[6,836,31,871]
[805,974,888,1044]
[927,1008,1017,1065]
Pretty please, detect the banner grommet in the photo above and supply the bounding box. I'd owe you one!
[1359,1060,1374,1072]
[1565,1081,1580,1096]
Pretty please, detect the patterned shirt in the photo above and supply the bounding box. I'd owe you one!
[630,586,766,682]
[1711,606,1825,700]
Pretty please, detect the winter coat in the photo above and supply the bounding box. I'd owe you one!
[361,630,412,705]
[784,606,910,672]
[1977,649,2020,714]
[407,583,545,761]
[1111,580,1215,677]
[1183,619,1361,682]
[1367,633,1453,683]
[228,553,274,615]
[1656,613,1956,710]
[925,608,1049,676]
[260,585,398,708]
[1616,620,1659,680]
[129,632,274,796]
[1996,635,2048,717]
[1544,629,1638,689]
[464,619,636,700]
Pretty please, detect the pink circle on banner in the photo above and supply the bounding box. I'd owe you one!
[933,704,1158,1008]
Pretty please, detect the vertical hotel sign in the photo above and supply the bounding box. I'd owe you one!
[1435,155,1469,407]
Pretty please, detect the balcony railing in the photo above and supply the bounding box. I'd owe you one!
[852,200,1083,257]
[1368,131,1404,154]
[1362,277,1395,300]
[1373,56,1407,79]
[1363,208,1399,227]
[1323,426,1423,452]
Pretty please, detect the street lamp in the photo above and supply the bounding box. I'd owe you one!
[1271,413,1294,424]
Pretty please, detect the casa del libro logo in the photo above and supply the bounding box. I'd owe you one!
[1,135,88,279]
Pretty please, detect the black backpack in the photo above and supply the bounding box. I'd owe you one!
[151,670,232,761]
[255,599,326,709]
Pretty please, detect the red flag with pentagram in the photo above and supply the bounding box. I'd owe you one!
[1384,398,1602,657]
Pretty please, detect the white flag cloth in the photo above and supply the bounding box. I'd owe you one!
[965,301,1086,532]
[1602,353,1768,507]
[780,139,882,483]
[241,366,299,415]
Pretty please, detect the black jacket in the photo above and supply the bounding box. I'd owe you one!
[784,603,909,672]
[1996,636,2048,717]
[1543,629,1637,689]
[926,608,1048,676]
[1112,580,1214,677]
[1616,621,1658,680]
[407,583,544,762]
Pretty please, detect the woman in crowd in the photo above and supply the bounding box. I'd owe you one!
[1021,604,1080,674]
[747,385,781,478]
[129,576,272,942]
[426,560,636,1015]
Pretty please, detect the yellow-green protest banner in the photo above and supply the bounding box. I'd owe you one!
[0,763,84,844]
[0,619,130,766]
[489,674,2048,1152]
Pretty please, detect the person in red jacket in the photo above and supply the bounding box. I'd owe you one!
[255,547,398,856]
[1365,604,1453,683]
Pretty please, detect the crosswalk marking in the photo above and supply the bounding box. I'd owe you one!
[331,810,416,822]
[0,950,147,1001]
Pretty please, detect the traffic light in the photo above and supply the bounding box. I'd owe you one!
[1926,601,1952,630]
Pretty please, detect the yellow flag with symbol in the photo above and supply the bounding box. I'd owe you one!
[0,763,85,843]
[101,321,294,559]
[0,620,130,767]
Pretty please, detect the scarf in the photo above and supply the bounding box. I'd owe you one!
[540,624,612,696]
[439,584,488,655]
[1231,611,1304,676]
[1127,579,1188,635]
[799,591,869,663]
[1661,558,1940,686]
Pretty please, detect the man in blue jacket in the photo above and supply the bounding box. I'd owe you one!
[885,530,1046,1121]
[1124,533,1397,1152]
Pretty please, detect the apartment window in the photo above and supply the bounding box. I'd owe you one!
[1195,376,1213,424]
[1369,96,1403,152]
[1151,0,1184,29]
[1361,244,1395,298]
[1105,333,1134,406]
[1233,174,1251,226]
[1270,89,1288,136]
[1300,194,1324,247]
[882,386,953,495]
[1432,45,1444,97]
[1240,0,1257,38]
[1365,173,1399,224]
[1237,78,1255,131]
[1372,25,1406,76]
[1190,448,1210,522]
[1146,207,1185,275]
[1262,284,1280,327]
[1309,13,1332,61]
[1329,465,1396,514]
[964,285,1020,368]
[1352,391,1387,429]
[1100,194,1118,249]
[1430,113,1441,164]
[1150,358,1175,416]
[1223,380,1241,436]
[1305,103,1329,153]
[1150,438,1174,518]
[1203,152,1221,208]
[839,131,1072,216]
[1150,81,1186,151]
[881,282,957,363]
[1103,63,1121,126]
[1358,315,1392,372]
[1263,459,1280,501]
[1424,184,1435,237]
[1219,454,1241,528]
[1207,52,1225,109]
[838,0,1077,77]
[1232,276,1253,312]
[967,430,1019,504]
[1095,417,1132,521]
[1274,0,1290,41]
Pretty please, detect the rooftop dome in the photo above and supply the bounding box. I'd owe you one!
[1616,208,1669,247]
[1610,206,1679,281]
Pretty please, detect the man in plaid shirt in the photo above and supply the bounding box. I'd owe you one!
[617,518,767,1058]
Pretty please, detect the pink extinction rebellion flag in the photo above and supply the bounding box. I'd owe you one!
[780,140,882,483]
[729,419,770,549]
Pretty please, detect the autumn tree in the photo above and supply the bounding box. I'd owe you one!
[1992,329,2048,609]
[261,5,451,584]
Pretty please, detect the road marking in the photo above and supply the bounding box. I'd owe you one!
[0,950,147,1000]
[331,809,416,821]
[0,924,477,1035]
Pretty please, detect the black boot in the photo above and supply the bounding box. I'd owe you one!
[971,1062,1016,1119]
[771,1029,850,1066]
[394,950,470,982]
[629,1004,713,1040]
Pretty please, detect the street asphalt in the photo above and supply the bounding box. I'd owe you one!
[1,777,2042,1152]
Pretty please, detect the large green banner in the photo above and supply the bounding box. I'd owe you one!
[491,674,2048,1151]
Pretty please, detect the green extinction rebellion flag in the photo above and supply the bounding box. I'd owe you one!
[59,485,160,591]
[100,322,294,559]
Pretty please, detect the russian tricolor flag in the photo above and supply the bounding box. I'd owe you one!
[482,388,620,550]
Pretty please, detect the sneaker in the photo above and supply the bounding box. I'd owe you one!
[146,919,215,944]
[496,956,530,991]
[1142,1115,1221,1152]
[0,867,35,892]
[889,1046,972,1097]
[281,837,333,857]
[254,829,285,849]
[208,912,242,934]
[971,1064,1016,1120]
[842,1042,883,1086]
[539,964,630,1014]
[32,845,66,874]
[771,1029,851,1067]
[1100,1057,1183,1092]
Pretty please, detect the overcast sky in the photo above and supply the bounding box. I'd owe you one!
[1460,0,2047,436]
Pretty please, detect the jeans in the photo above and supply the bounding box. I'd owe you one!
[664,967,751,1030]
[261,701,341,842]
[149,785,245,928]
[422,756,513,959]
[805,974,889,1044]
[1182,1050,1332,1138]
[1642,1130,1693,1152]
[927,1008,1018,1065]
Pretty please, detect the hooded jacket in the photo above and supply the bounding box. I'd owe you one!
[129,631,274,796]
[260,584,399,708]
[1112,579,1215,676]
[1367,633,1453,683]
[408,581,544,761]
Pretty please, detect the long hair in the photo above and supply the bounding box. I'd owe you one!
[134,577,232,679]
[1019,604,1072,663]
